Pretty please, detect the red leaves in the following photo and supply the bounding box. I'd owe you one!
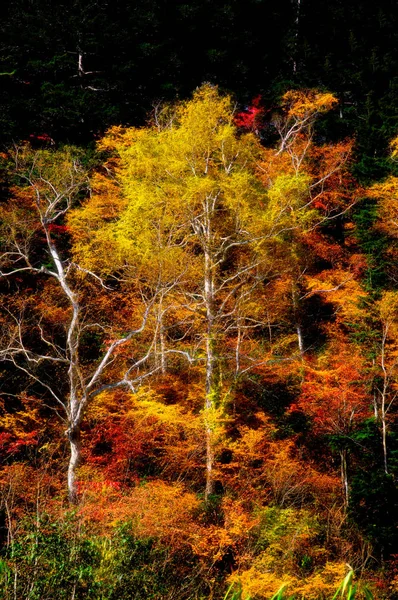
[0,429,39,455]
[235,96,264,132]
[29,133,55,145]
[47,223,69,234]
[84,419,142,485]
[293,344,371,437]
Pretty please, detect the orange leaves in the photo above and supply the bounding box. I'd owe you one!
[189,500,256,563]
[0,89,376,593]
[222,417,339,509]
[304,268,368,326]
[263,440,340,507]
[282,90,338,119]
[294,343,371,436]
[79,478,199,543]
[308,140,358,214]
[78,476,256,569]
[85,387,204,486]
[121,481,199,541]
[96,125,130,154]
[223,497,258,538]
[302,230,344,265]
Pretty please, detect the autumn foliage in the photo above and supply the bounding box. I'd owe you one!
[0,86,397,599]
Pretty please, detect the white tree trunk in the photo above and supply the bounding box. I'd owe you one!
[67,424,81,504]
[381,397,388,475]
[204,246,217,500]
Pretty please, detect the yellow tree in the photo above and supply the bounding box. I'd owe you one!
[69,85,277,498]
[69,86,357,499]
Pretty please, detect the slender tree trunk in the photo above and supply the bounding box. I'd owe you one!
[292,284,304,357]
[204,248,217,500]
[340,449,349,506]
[67,424,82,504]
[205,331,217,499]
[296,324,304,355]
[158,297,166,374]
[380,330,389,474]
[160,328,166,374]
[381,397,388,475]
[293,0,301,74]
[47,232,84,502]
[154,297,167,374]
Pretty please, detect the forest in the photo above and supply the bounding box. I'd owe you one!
[1,1,398,599]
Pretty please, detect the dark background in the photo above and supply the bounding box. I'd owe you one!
[1,0,397,180]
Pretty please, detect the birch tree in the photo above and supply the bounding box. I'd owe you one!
[372,292,398,475]
[0,145,158,503]
[68,85,278,499]
[69,85,358,499]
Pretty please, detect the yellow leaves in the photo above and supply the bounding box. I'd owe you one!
[255,506,319,554]
[85,386,206,485]
[68,173,125,271]
[0,187,40,248]
[0,405,40,440]
[378,290,398,324]
[368,175,398,237]
[390,136,398,159]
[10,145,88,224]
[305,269,368,325]
[69,84,268,281]
[367,137,398,237]
[223,497,258,538]
[230,567,295,599]
[176,84,234,149]
[376,291,398,365]
[86,389,126,420]
[293,562,348,599]
[368,176,398,202]
[229,506,348,599]
[121,481,199,540]
[265,173,312,231]
[129,390,200,431]
[229,416,274,462]
[202,401,227,431]
[88,386,200,432]
[282,90,338,119]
